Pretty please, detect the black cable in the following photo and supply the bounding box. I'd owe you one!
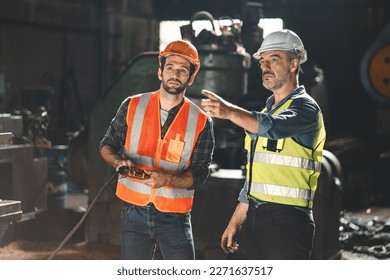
[47,168,125,260]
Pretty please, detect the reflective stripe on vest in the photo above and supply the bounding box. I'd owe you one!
[247,96,326,208]
[251,182,315,202]
[119,179,194,198]
[116,91,207,213]
[251,152,321,173]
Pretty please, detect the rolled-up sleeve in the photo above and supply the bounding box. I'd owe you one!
[249,93,321,149]
[255,99,319,140]
[238,181,250,204]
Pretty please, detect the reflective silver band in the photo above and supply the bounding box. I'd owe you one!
[119,178,151,195]
[130,93,152,150]
[180,102,199,168]
[252,152,321,172]
[250,182,315,202]
[119,178,193,199]
[156,187,194,199]
[159,159,189,172]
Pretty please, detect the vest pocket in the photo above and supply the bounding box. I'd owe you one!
[166,134,184,163]
[262,138,285,152]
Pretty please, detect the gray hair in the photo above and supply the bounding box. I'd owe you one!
[286,51,303,76]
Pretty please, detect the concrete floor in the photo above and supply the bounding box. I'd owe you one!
[0,191,121,260]
[1,191,390,260]
[339,206,390,260]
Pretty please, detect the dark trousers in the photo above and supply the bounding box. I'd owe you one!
[244,201,315,260]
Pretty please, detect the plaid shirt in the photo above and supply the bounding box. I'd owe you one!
[100,95,215,188]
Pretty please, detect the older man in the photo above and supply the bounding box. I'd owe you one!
[201,29,326,259]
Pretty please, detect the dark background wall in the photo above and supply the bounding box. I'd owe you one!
[0,0,388,142]
[0,0,158,142]
[263,0,388,139]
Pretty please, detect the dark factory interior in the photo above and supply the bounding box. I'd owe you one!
[0,0,390,260]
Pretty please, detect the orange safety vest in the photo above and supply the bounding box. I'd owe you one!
[116,91,207,213]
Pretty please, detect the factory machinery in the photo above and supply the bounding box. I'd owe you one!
[0,110,48,245]
[1,6,389,259]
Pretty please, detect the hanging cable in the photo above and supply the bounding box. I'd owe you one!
[47,167,128,260]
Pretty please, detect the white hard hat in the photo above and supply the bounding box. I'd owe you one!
[253,29,307,64]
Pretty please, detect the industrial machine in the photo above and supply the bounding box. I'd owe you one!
[360,21,390,203]
[0,111,48,245]
[0,89,71,246]
[333,21,390,259]
[361,21,390,108]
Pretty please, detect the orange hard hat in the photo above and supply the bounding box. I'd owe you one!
[159,39,200,79]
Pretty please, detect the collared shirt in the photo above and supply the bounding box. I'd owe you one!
[238,85,322,215]
[100,95,215,189]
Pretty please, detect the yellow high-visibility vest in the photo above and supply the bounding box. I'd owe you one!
[245,98,326,208]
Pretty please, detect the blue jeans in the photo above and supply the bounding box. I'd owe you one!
[120,202,195,260]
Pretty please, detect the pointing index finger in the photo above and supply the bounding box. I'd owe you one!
[201,89,219,100]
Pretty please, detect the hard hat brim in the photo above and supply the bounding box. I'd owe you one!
[159,52,200,69]
[253,48,307,64]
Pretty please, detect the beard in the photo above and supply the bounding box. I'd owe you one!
[262,73,289,91]
[162,78,189,95]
